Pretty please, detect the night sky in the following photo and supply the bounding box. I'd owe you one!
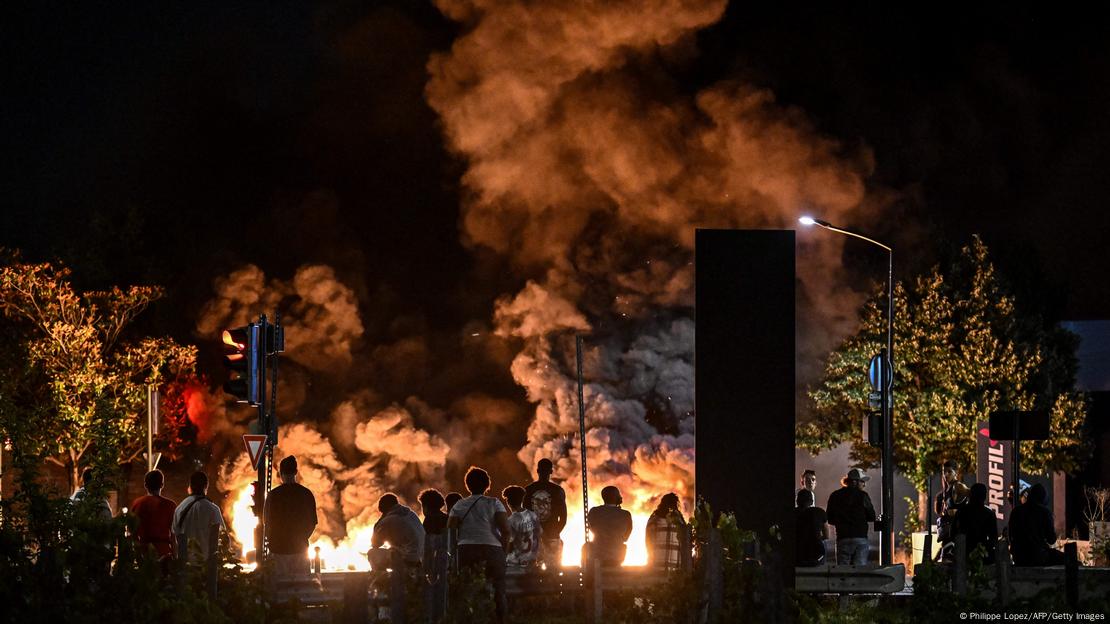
[4,2,1110,486]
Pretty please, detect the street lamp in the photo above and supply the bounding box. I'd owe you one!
[799,215,895,566]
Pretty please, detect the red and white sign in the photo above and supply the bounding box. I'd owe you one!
[243,434,268,469]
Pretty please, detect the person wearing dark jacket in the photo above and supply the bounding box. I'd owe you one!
[826,468,876,565]
[265,456,318,576]
[952,483,998,563]
[795,489,829,567]
[1008,483,1065,566]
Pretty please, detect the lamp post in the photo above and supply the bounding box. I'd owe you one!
[799,216,895,566]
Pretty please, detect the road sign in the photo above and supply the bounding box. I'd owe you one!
[243,434,268,469]
[143,451,162,471]
[868,353,892,391]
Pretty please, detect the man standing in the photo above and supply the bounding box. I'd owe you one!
[935,460,963,545]
[826,468,876,565]
[173,471,226,563]
[130,469,177,562]
[523,458,567,568]
[586,486,633,567]
[265,456,318,576]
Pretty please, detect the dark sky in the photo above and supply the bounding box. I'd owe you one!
[4,1,1109,335]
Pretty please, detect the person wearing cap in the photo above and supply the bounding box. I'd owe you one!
[523,458,567,568]
[825,468,877,565]
[265,455,318,576]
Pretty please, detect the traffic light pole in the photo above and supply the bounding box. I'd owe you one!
[255,314,268,566]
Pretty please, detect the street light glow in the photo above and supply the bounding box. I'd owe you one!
[799,216,816,226]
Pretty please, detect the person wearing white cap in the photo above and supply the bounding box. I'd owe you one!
[825,468,876,565]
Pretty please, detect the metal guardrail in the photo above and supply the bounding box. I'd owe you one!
[794,564,906,594]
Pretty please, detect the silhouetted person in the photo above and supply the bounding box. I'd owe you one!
[173,471,225,563]
[419,488,448,536]
[503,485,540,570]
[587,486,632,567]
[448,466,510,624]
[826,468,876,565]
[1008,483,1065,566]
[952,483,998,564]
[130,469,177,562]
[523,458,567,568]
[371,493,425,570]
[646,493,689,572]
[935,460,965,547]
[71,467,113,521]
[266,456,318,576]
[795,489,829,567]
[445,491,463,514]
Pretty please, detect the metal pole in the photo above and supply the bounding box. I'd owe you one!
[576,336,590,552]
[881,249,894,565]
[257,314,268,566]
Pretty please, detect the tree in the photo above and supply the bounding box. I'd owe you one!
[0,256,197,491]
[797,237,1090,503]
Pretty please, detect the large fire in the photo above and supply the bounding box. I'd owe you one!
[228,485,651,570]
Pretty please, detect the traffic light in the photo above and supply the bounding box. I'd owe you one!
[222,323,261,405]
[865,410,883,447]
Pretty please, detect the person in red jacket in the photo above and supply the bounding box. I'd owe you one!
[130,470,177,565]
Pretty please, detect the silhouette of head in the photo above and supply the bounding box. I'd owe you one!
[601,486,622,505]
[189,471,209,496]
[968,483,988,507]
[144,470,164,494]
[1027,483,1048,506]
[378,493,399,514]
[502,485,526,510]
[537,458,553,479]
[465,466,491,495]
[658,493,680,513]
[279,455,298,481]
[419,488,445,513]
[445,492,462,512]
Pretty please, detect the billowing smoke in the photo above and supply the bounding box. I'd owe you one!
[427,0,878,514]
[199,265,453,548]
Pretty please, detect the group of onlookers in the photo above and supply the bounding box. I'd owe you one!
[368,460,689,623]
[795,461,1068,568]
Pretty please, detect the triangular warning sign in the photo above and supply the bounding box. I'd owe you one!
[243,434,268,469]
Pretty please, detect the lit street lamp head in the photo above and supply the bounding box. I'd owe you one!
[798,216,831,228]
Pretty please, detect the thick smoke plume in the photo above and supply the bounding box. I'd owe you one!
[198,265,453,547]
[428,0,878,515]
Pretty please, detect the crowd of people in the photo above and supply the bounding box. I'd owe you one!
[794,461,1068,568]
[101,455,688,621]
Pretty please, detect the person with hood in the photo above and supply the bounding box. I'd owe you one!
[371,493,426,570]
[826,468,876,565]
[1008,483,1065,566]
[951,483,998,563]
